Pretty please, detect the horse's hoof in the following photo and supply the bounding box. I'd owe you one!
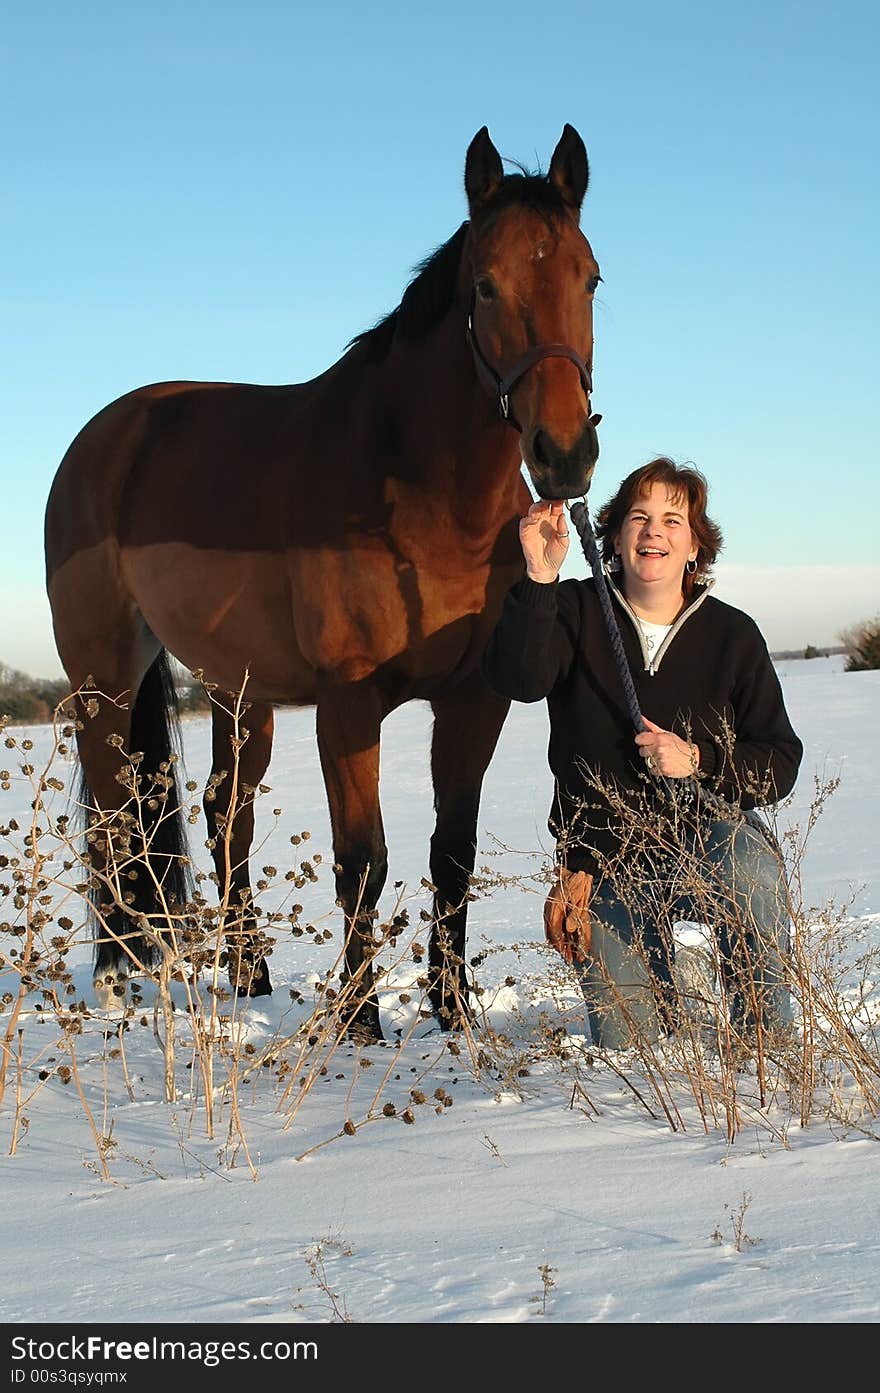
[93,970,129,1011]
[347,1023,384,1045]
[338,1006,384,1044]
[434,1009,469,1034]
[429,991,473,1033]
[233,974,273,999]
[229,962,273,998]
[247,973,273,998]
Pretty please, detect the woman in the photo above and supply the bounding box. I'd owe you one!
[481,457,803,1049]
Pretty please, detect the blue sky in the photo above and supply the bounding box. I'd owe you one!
[2,0,878,676]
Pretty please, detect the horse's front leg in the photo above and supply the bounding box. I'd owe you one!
[205,700,275,997]
[429,676,510,1028]
[316,679,388,1042]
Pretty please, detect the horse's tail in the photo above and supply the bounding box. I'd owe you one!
[79,651,193,971]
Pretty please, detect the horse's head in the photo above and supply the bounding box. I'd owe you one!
[465,124,601,500]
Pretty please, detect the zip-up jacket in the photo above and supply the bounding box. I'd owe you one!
[480,573,804,876]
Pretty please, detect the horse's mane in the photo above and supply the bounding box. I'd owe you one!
[349,172,571,360]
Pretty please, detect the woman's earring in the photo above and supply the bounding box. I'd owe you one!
[607,553,622,573]
[686,557,698,574]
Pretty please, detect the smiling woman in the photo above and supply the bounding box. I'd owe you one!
[601,459,724,625]
[481,456,803,1050]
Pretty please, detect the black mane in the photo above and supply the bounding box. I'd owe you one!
[349,172,571,361]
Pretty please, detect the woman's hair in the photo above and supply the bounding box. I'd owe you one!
[595,457,723,595]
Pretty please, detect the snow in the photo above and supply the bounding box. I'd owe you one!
[1,655,879,1331]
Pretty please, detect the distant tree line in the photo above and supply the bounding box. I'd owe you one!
[0,662,69,723]
[790,616,879,670]
[4,618,879,726]
[838,614,880,672]
[772,644,843,661]
[0,660,211,725]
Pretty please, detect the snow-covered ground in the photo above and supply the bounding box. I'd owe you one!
[1,655,878,1328]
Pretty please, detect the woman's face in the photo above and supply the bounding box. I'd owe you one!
[613,482,698,592]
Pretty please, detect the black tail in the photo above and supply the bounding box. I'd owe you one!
[80,651,194,973]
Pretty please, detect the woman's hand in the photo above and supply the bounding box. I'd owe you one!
[635,717,701,779]
[519,500,569,583]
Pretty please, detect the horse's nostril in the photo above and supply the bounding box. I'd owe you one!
[532,429,549,469]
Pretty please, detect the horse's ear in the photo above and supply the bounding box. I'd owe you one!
[548,124,589,211]
[465,127,504,213]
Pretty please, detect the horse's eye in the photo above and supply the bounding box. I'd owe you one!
[587,274,602,294]
[475,277,496,303]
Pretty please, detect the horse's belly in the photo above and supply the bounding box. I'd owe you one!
[121,544,316,701]
[289,544,493,684]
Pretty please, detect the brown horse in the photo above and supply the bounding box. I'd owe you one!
[44,124,602,1039]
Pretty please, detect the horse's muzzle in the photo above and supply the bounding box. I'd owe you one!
[523,414,601,500]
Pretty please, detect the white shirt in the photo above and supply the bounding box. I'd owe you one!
[636,617,672,660]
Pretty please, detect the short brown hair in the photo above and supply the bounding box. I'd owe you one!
[595,457,723,595]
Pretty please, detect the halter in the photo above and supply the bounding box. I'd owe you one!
[466,289,593,432]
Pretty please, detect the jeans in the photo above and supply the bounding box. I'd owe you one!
[575,815,794,1049]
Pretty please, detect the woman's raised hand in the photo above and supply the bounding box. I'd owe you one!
[519,500,570,583]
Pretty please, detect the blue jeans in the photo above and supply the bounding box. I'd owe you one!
[576,815,794,1049]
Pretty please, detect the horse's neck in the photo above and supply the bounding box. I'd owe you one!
[368,311,526,537]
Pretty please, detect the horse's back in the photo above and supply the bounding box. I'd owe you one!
[44,368,526,703]
[45,380,301,575]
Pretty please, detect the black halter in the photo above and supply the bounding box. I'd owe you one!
[466,289,594,432]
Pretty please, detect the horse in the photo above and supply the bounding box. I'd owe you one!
[44,123,602,1040]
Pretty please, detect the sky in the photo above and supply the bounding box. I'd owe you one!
[2,0,879,678]
[1,656,878,1332]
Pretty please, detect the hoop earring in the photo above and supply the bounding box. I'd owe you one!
[686,558,698,574]
[606,553,622,573]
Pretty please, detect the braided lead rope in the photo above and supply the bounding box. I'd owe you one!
[570,496,710,805]
[569,501,647,735]
[570,499,715,809]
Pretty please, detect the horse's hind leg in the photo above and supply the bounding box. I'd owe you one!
[428,676,510,1028]
[204,699,275,997]
[49,579,165,1007]
[316,679,388,1042]
[78,681,151,1009]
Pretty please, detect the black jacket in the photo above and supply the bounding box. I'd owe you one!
[481,574,804,875]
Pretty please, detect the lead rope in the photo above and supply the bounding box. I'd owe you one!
[568,500,647,737]
[569,500,717,809]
